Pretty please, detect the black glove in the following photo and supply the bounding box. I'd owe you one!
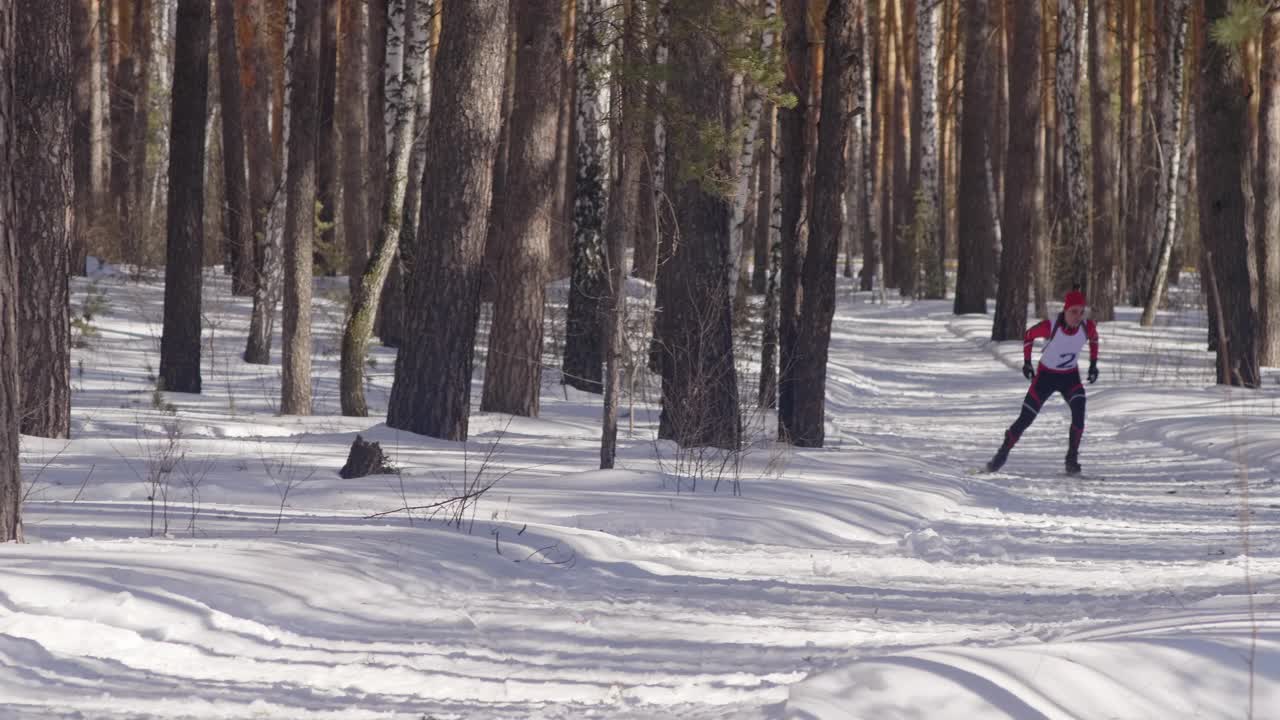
[1087,361,1099,384]
[1022,361,1035,380]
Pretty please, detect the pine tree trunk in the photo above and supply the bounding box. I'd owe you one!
[858,0,878,293]
[1258,12,1280,366]
[879,0,897,292]
[128,0,149,248]
[550,0,576,279]
[216,0,253,296]
[991,0,1040,340]
[776,0,808,441]
[366,0,389,242]
[15,0,72,439]
[655,0,740,450]
[71,0,93,276]
[481,19,517,303]
[891,0,913,293]
[241,0,280,364]
[562,0,608,395]
[339,0,430,417]
[340,0,368,299]
[631,0,662,283]
[790,0,860,448]
[314,0,338,277]
[385,0,509,439]
[1198,0,1258,387]
[1139,0,1189,327]
[1054,0,1088,295]
[109,0,137,260]
[954,0,993,315]
[159,0,211,395]
[280,0,320,414]
[1088,0,1117,320]
[0,0,20,542]
[480,0,562,417]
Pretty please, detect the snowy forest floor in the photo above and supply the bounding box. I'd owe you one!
[3,266,1279,719]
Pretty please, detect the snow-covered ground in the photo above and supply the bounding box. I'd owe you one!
[4,268,1279,719]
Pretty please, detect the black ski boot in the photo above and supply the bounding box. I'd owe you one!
[1064,453,1082,475]
[986,446,1010,473]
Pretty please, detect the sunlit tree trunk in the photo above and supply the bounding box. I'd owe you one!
[385,0,509,439]
[481,0,563,417]
[1088,0,1117,320]
[16,0,72,438]
[1258,11,1280,365]
[280,0,320,414]
[0,0,20,541]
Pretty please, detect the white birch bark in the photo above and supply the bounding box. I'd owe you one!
[1055,0,1089,292]
[1140,0,1190,327]
[917,0,944,298]
[729,0,777,301]
[340,0,432,416]
[383,0,406,151]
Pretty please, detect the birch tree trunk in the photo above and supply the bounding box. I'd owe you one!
[280,0,320,415]
[728,0,777,302]
[379,4,434,348]
[340,0,431,417]
[913,0,943,298]
[602,0,644,468]
[954,0,994,315]
[385,0,509,440]
[759,114,782,408]
[562,0,608,394]
[15,0,72,439]
[1054,0,1088,295]
[790,0,861,448]
[0,0,20,541]
[1139,0,1189,327]
[753,103,774,295]
[991,0,1041,340]
[1258,11,1280,366]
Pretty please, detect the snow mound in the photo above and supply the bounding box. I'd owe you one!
[786,606,1280,719]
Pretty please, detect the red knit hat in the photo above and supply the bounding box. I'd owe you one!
[1064,288,1087,310]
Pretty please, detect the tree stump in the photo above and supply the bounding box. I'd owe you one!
[339,434,395,479]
